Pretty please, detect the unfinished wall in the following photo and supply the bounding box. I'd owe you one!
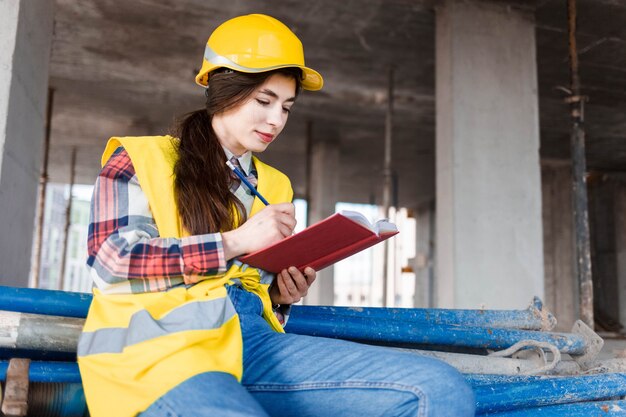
[542,167,626,333]
[542,163,577,331]
[616,180,626,331]
[589,174,626,332]
[0,0,55,287]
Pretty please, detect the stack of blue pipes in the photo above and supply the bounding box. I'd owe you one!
[0,286,624,416]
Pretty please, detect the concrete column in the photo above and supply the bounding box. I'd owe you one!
[413,201,435,308]
[615,180,626,329]
[303,139,339,305]
[435,0,544,309]
[542,163,577,331]
[588,175,626,331]
[0,0,55,286]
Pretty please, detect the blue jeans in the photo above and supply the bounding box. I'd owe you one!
[140,286,475,417]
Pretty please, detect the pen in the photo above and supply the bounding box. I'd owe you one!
[226,160,270,206]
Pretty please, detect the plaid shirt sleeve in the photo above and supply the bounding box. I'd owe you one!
[86,147,227,294]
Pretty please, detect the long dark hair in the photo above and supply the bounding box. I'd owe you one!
[172,68,302,235]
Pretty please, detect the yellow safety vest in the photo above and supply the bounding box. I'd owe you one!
[77,135,293,417]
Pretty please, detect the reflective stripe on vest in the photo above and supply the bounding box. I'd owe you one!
[78,297,236,356]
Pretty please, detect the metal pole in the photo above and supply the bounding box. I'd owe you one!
[0,362,81,383]
[284,315,590,355]
[475,400,626,417]
[305,121,313,226]
[0,285,92,318]
[382,66,394,307]
[473,373,626,415]
[58,147,77,291]
[291,297,556,331]
[30,88,55,289]
[567,0,594,328]
[0,311,83,352]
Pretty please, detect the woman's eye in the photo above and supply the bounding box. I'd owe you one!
[256,99,269,106]
[283,107,291,114]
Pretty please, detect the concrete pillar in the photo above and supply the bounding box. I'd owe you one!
[303,139,339,305]
[588,175,626,331]
[0,0,55,286]
[435,0,544,309]
[413,201,435,308]
[542,163,577,331]
[615,180,626,329]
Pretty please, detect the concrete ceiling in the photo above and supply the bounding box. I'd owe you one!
[48,0,626,208]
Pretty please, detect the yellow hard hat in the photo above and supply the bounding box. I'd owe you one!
[195,14,323,91]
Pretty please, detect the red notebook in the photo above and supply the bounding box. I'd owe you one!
[239,210,399,273]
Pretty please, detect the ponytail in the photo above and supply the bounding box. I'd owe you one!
[173,109,244,234]
[173,68,302,235]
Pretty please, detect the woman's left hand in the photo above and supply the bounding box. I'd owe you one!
[270,266,316,305]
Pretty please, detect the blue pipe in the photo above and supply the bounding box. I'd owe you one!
[466,374,548,387]
[477,400,626,416]
[473,373,626,414]
[0,286,91,318]
[0,286,587,356]
[284,315,588,354]
[291,296,555,331]
[0,361,81,383]
[0,286,557,333]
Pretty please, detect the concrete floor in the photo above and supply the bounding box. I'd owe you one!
[598,336,626,361]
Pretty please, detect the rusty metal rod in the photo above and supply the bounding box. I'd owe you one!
[567,0,594,329]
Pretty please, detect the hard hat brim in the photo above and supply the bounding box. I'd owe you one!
[300,66,324,91]
[195,63,323,91]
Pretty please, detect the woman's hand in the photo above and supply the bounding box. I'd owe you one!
[221,203,296,260]
[270,266,316,305]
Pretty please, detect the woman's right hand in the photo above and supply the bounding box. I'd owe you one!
[221,203,296,260]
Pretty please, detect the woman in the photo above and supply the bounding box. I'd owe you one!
[78,14,475,417]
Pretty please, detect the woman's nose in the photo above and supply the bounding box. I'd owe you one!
[266,106,284,127]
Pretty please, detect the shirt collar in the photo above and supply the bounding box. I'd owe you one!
[223,147,253,176]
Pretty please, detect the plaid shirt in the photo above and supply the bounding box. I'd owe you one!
[87,147,228,294]
[87,147,289,324]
